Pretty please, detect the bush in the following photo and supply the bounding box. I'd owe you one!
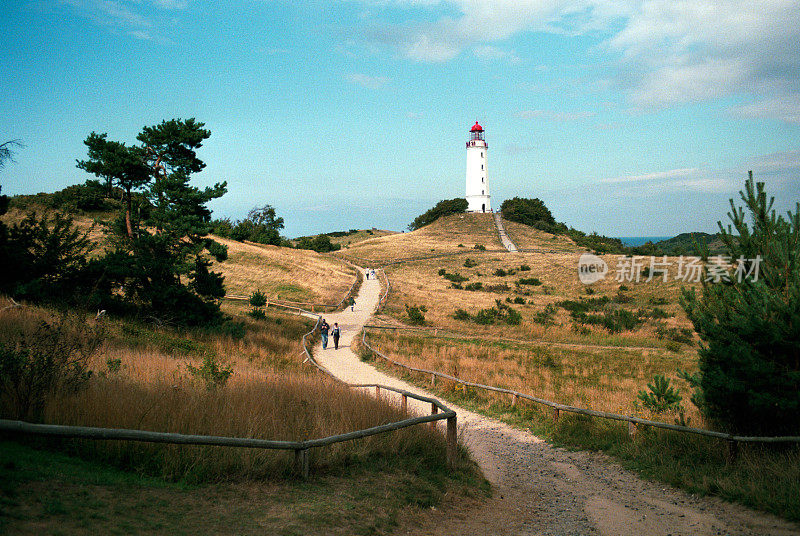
[500,197,556,230]
[187,354,233,390]
[519,264,531,271]
[453,309,471,321]
[295,234,341,253]
[408,198,468,230]
[516,277,542,286]
[493,268,508,277]
[405,305,426,325]
[0,312,102,421]
[533,304,557,327]
[638,375,682,413]
[441,271,468,283]
[464,282,483,291]
[463,258,477,268]
[473,244,486,251]
[249,290,267,307]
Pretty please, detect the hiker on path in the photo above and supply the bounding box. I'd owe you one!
[365,270,369,280]
[332,322,341,350]
[320,319,330,349]
[348,296,355,311]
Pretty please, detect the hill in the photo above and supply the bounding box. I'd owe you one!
[652,232,726,255]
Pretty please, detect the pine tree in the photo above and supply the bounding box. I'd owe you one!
[680,172,800,435]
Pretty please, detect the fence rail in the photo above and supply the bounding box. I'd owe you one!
[361,329,800,458]
[2,275,458,480]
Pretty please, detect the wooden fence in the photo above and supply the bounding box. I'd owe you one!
[0,287,458,480]
[361,329,800,460]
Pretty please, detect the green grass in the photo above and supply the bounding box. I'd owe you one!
[0,439,488,535]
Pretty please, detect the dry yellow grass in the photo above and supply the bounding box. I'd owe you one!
[0,300,447,481]
[365,330,702,426]
[341,213,505,265]
[501,218,581,252]
[378,249,697,349]
[211,237,355,304]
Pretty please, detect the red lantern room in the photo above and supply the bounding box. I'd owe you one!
[469,121,485,142]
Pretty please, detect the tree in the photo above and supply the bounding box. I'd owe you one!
[77,133,150,238]
[409,198,468,230]
[680,172,800,435]
[229,205,284,245]
[79,118,229,325]
[500,197,556,231]
[0,139,23,171]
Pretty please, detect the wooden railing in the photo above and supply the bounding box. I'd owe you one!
[361,329,800,460]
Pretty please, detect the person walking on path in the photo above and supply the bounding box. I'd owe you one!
[320,319,330,350]
[348,296,355,311]
[332,322,341,350]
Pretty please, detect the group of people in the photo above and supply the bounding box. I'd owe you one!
[319,319,340,350]
[364,269,376,280]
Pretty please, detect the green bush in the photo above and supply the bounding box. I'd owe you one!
[408,198,468,230]
[516,277,542,286]
[463,258,477,268]
[464,282,483,291]
[249,290,267,307]
[519,264,531,271]
[638,375,682,413]
[187,354,233,390]
[405,305,426,325]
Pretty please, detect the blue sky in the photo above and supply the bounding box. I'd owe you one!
[2,0,799,238]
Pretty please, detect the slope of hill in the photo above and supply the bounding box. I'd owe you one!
[652,232,727,255]
[339,213,507,265]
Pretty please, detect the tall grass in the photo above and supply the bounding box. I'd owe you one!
[1,300,454,483]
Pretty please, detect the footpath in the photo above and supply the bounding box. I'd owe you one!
[315,271,799,536]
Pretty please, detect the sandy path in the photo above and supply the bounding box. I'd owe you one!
[315,272,799,536]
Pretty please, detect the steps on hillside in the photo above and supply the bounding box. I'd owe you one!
[493,213,518,252]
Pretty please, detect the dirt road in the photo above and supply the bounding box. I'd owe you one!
[315,272,799,535]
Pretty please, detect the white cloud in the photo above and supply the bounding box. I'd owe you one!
[346,73,390,89]
[358,0,800,122]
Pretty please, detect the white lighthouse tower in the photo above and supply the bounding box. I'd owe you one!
[465,121,491,213]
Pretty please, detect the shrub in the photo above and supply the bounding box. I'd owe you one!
[442,271,468,283]
[248,308,267,320]
[473,244,486,251]
[249,290,267,307]
[533,304,557,327]
[638,375,682,413]
[649,297,669,305]
[405,305,426,325]
[513,297,526,304]
[0,312,102,420]
[453,309,471,321]
[516,277,542,286]
[408,198,468,230]
[655,325,693,345]
[438,268,446,276]
[500,197,556,230]
[463,258,477,268]
[519,264,531,271]
[464,282,483,291]
[493,268,508,277]
[187,354,233,390]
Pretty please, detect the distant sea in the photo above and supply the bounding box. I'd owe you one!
[617,236,673,247]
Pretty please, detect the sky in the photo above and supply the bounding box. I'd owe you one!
[2,0,799,238]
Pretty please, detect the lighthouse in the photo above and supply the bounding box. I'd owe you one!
[465,121,491,213]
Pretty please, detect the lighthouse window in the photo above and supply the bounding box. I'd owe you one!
[481,164,484,170]
[481,152,484,158]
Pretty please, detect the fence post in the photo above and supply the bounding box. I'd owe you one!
[552,407,560,423]
[401,394,408,414]
[431,373,436,387]
[512,393,518,408]
[375,386,380,399]
[295,449,309,479]
[447,415,457,469]
[430,403,438,431]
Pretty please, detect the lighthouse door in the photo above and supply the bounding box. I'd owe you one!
[482,203,485,213]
